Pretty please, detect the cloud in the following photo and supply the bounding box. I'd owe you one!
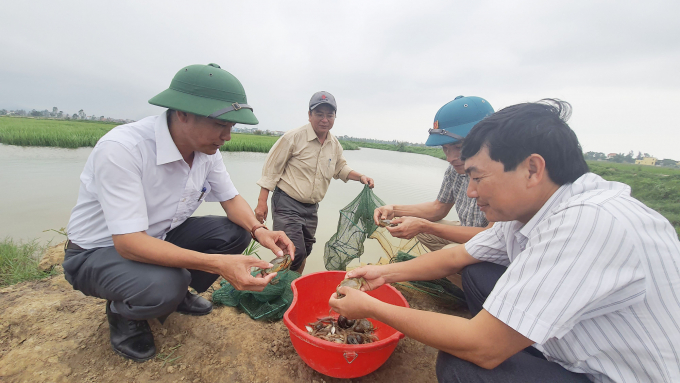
[1,0,678,158]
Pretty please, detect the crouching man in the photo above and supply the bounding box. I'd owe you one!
[330,99,680,382]
[63,63,294,362]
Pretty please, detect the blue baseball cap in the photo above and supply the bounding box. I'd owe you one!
[425,96,494,146]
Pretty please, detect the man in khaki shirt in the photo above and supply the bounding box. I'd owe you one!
[255,91,375,273]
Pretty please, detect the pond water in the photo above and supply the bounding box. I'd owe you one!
[0,144,455,274]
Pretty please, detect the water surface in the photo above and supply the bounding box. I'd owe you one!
[0,144,455,273]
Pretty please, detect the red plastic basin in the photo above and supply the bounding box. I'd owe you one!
[283,271,408,379]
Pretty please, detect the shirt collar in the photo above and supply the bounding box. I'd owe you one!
[517,182,573,240]
[305,123,318,142]
[304,122,334,143]
[155,110,184,165]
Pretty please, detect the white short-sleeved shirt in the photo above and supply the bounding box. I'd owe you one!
[465,173,680,383]
[67,111,239,249]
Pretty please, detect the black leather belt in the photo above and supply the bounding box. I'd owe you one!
[65,240,85,251]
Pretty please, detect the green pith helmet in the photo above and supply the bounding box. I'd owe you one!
[149,63,258,125]
[425,96,494,146]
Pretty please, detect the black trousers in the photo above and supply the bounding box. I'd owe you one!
[271,188,318,271]
[62,216,250,321]
[435,262,591,383]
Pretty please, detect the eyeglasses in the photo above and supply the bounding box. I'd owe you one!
[312,112,336,120]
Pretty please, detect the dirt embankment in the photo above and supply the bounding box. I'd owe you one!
[0,243,467,383]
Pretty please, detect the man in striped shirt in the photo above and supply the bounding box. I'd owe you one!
[330,99,680,382]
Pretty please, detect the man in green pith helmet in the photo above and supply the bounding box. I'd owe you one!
[255,91,375,274]
[62,63,295,362]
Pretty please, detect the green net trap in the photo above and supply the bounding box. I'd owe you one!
[324,185,466,306]
[212,269,300,321]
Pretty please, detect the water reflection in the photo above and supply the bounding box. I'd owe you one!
[0,144,455,273]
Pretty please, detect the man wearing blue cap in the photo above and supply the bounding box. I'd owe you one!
[333,99,680,382]
[374,96,495,262]
[255,91,375,273]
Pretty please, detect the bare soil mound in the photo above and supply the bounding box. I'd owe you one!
[0,243,468,383]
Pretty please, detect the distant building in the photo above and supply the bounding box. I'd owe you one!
[635,157,657,166]
[607,153,617,159]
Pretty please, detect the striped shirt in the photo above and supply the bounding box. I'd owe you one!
[437,165,488,227]
[465,173,680,383]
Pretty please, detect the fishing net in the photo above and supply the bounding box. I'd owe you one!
[390,252,466,306]
[324,185,465,307]
[212,269,300,321]
[324,185,429,270]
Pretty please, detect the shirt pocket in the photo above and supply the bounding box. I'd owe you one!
[185,182,211,215]
[322,157,337,179]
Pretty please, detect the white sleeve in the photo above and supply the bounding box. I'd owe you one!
[483,204,645,344]
[465,223,512,267]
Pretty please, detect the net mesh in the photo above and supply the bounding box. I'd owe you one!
[324,185,465,306]
[212,269,300,321]
[213,185,465,321]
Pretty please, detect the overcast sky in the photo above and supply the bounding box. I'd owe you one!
[2,0,679,159]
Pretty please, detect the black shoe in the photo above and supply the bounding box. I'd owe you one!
[106,301,156,362]
[176,291,213,316]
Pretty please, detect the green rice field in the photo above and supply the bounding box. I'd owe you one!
[0,117,118,148]
[0,117,359,151]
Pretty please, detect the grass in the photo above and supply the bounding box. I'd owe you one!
[352,141,445,160]
[0,237,56,287]
[0,116,116,148]
[0,116,360,151]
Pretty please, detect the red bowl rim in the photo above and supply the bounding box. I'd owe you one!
[283,270,408,351]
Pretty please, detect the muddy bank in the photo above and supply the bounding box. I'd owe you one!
[0,243,468,383]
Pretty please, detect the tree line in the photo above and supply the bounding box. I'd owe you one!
[585,151,678,168]
[0,107,133,124]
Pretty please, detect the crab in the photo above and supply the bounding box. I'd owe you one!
[378,219,397,227]
[336,277,369,299]
[255,253,292,283]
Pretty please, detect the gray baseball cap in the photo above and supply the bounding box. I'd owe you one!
[309,91,337,111]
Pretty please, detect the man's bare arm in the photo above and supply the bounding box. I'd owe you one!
[112,232,276,291]
[366,301,533,369]
[375,200,454,224]
[221,195,296,258]
[420,221,494,243]
[349,243,482,288]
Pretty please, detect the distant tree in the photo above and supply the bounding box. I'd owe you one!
[609,153,626,163]
[30,109,41,117]
[78,109,85,119]
[643,152,651,158]
[57,111,63,118]
[636,151,643,160]
[624,151,635,163]
[584,151,607,161]
[72,113,78,119]
[0,109,6,115]
[658,159,679,168]
[52,107,58,117]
